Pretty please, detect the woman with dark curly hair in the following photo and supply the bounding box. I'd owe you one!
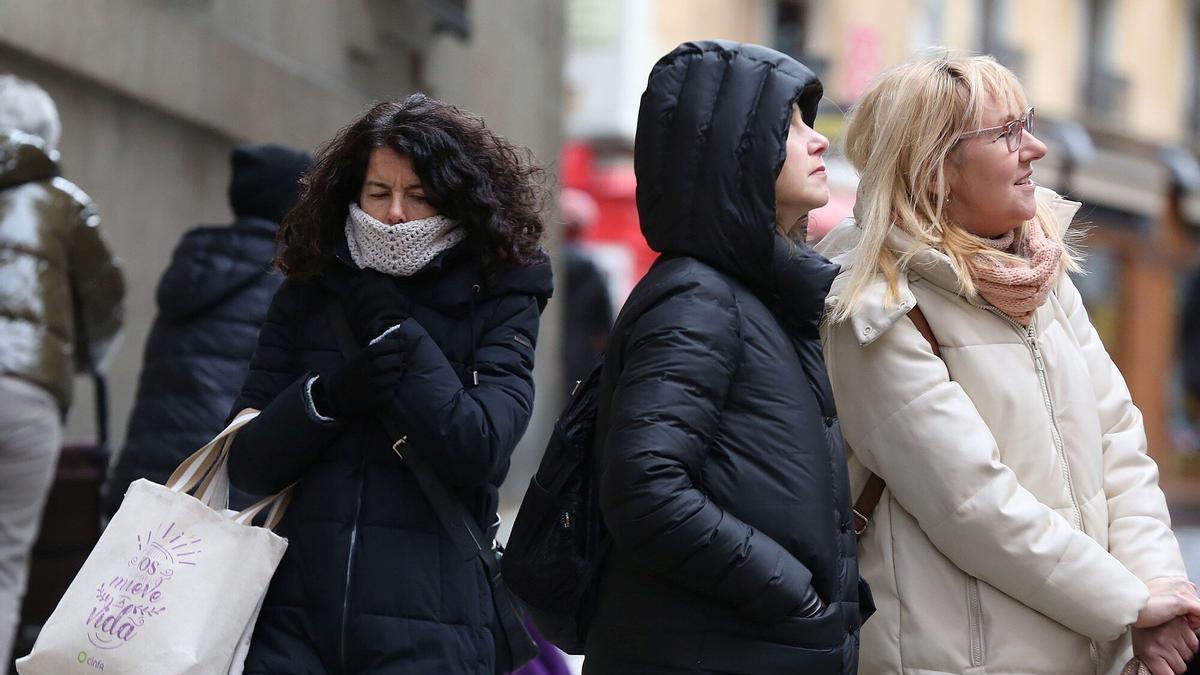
[225,94,553,674]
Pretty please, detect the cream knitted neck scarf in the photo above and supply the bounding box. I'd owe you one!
[344,203,465,277]
[965,222,1062,326]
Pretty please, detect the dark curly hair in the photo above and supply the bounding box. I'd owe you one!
[276,94,546,282]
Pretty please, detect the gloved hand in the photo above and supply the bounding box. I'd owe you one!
[344,270,410,342]
[312,335,408,419]
[792,585,826,619]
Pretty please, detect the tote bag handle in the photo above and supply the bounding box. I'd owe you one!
[164,408,293,530]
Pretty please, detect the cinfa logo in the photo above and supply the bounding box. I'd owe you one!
[84,521,201,650]
[76,651,104,670]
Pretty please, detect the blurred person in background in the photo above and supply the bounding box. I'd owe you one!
[558,187,612,397]
[818,51,1200,675]
[585,41,871,674]
[1179,267,1200,448]
[0,75,124,667]
[225,94,553,674]
[103,144,310,515]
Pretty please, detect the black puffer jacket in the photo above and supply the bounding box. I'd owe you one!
[584,41,871,674]
[105,216,281,512]
[228,240,552,674]
[105,143,309,511]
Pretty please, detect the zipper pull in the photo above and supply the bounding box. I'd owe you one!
[1029,330,1046,373]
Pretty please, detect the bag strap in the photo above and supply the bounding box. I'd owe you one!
[161,408,292,529]
[324,303,500,570]
[907,304,941,358]
[853,304,940,538]
[94,372,109,451]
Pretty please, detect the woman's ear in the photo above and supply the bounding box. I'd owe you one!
[932,158,959,206]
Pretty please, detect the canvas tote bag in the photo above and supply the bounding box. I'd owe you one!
[16,409,291,675]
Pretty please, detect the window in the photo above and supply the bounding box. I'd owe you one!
[912,0,944,49]
[772,0,826,77]
[1188,0,1200,136]
[1080,0,1127,122]
[977,0,1025,75]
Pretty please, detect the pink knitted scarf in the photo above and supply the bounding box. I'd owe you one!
[965,222,1062,326]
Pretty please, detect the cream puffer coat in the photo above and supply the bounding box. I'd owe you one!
[816,188,1186,675]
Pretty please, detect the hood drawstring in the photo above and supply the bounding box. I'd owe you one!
[468,284,480,387]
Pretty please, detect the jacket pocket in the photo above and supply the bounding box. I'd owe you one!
[773,602,844,649]
[967,576,985,667]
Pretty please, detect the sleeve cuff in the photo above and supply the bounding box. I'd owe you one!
[303,374,338,424]
[369,322,406,346]
[795,588,825,618]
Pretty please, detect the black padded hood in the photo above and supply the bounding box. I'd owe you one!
[634,40,836,332]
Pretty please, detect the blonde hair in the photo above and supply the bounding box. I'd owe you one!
[828,49,1080,324]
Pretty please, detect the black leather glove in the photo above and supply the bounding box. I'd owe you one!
[344,270,410,342]
[792,585,826,619]
[312,335,407,419]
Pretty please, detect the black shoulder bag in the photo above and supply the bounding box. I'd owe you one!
[325,303,538,674]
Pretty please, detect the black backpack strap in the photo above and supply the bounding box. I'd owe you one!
[94,373,109,448]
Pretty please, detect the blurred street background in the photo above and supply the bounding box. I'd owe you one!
[4,1,1200,671]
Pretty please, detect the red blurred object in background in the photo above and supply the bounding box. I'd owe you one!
[561,141,651,305]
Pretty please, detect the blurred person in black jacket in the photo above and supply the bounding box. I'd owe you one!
[559,187,613,398]
[104,144,310,514]
[1182,268,1200,426]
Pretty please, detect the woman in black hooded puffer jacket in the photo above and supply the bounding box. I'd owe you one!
[584,41,873,675]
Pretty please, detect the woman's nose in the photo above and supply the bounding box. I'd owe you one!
[1021,130,1047,162]
[812,131,830,156]
[386,196,406,224]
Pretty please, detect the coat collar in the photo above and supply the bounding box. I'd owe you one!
[322,232,553,312]
[819,187,1081,346]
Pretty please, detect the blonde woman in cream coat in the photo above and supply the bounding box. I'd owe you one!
[816,51,1200,675]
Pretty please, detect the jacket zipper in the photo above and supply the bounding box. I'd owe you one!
[987,308,1098,671]
[986,310,1083,530]
[339,455,367,672]
[967,577,985,667]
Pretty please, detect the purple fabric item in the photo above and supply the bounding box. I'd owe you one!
[513,615,572,675]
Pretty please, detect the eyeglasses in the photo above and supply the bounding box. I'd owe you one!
[957,106,1036,153]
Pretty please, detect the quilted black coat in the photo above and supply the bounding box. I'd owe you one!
[105,144,309,512]
[105,216,281,513]
[227,239,552,674]
[583,41,872,675]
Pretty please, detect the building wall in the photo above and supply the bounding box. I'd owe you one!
[1111,0,1188,142]
[566,0,777,143]
[426,0,567,507]
[807,0,913,104]
[0,44,235,451]
[564,0,656,141]
[1009,0,1082,120]
[654,0,771,56]
[0,1,565,464]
